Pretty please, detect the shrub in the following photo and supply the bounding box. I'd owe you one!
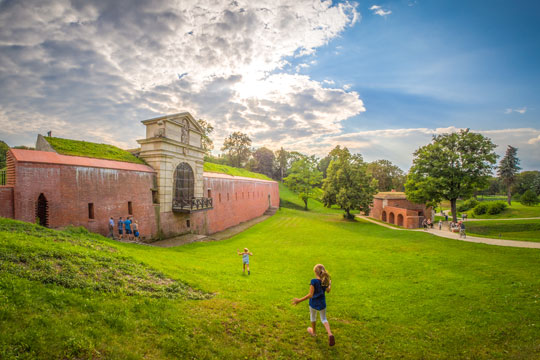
[486,201,507,215]
[473,203,489,215]
[520,190,539,206]
[457,198,480,212]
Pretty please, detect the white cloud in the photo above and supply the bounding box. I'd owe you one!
[370,5,392,16]
[528,135,540,145]
[505,107,527,114]
[0,0,363,150]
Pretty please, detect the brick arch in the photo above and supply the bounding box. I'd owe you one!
[397,214,404,227]
[382,211,387,222]
[36,193,49,227]
[389,212,395,224]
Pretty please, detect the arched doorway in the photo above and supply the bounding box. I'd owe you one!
[397,214,404,227]
[173,162,194,205]
[36,193,48,227]
[382,211,387,222]
[389,212,395,224]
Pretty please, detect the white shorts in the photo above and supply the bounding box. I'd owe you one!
[309,306,328,323]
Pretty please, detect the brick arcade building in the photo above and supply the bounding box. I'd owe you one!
[0,113,279,240]
[369,192,431,229]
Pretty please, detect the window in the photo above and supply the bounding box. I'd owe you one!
[186,219,191,228]
[128,201,133,215]
[152,190,159,204]
[219,193,222,202]
[88,203,94,219]
[227,193,230,201]
[173,162,194,203]
[208,189,212,198]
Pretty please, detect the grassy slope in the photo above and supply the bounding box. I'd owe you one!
[441,199,540,219]
[46,137,145,164]
[1,189,540,358]
[466,219,540,242]
[203,162,272,180]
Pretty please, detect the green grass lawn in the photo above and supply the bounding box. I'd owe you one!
[466,219,540,243]
[203,163,272,180]
[1,192,540,358]
[440,199,540,219]
[45,137,145,164]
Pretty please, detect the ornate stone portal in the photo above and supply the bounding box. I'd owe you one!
[137,113,211,214]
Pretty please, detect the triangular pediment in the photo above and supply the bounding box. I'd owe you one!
[141,112,203,134]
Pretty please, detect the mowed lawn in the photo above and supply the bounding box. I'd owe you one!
[467,219,540,242]
[2,200,540,358]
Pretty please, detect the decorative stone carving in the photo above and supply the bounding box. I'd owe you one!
[181,119,189,144]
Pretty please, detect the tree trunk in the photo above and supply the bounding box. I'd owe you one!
[450,198,458,223]
[304,198,308,210]
[507,189,512,206]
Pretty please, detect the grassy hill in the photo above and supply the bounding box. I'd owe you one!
[45,137,145,164]
[1,207,540,358]
[203,162,272,180]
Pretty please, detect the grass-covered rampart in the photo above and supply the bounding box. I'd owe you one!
[203,162,272,180]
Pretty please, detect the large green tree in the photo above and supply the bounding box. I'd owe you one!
[512,171,540,196]
[197,119,214,154]
[497,145,521,205]
[367,159,406,192]
[322,146,377,219]
[253,147,275,178]
[284,157,322,210]
[221,132,252,168]
[405,129,497,222]
[0,140,9,169]
[275,147,289,181]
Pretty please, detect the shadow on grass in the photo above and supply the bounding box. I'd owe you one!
[279,198,306,211]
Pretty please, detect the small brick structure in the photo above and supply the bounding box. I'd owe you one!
[370,192,430,229]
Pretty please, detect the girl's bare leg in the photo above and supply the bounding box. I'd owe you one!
[307,321,317,336]
[323,321,333,336]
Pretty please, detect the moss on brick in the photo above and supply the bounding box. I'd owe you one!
[45,137,145,164]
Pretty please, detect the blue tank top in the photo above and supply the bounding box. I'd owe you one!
[309,278,327,310]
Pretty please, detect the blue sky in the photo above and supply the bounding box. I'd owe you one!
[0,0,539,170]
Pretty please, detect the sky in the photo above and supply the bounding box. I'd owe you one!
[0,0,539,171]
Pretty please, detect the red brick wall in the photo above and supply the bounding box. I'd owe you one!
[0,186,14,218]
[157,175,280,238]
[370,197,429,229]
[12,161,156,239]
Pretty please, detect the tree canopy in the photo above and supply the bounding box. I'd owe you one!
[252,147,275,179]
[221,132,252,168]
[197,119,214,154]
[322,146,377,219]
[405,129,498,222]
[497,145,521,205]
[0,140,9,169]
[366,159,406,192]
[283,157,322,210]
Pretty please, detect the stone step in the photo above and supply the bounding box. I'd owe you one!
[264,206,278,216]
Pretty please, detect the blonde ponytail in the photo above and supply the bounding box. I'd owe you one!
[314,264,331,287]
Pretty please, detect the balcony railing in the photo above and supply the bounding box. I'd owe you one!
[172,197,213,213]
[0,169,5,186]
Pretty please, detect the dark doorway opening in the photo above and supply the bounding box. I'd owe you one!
[36,193,48,227]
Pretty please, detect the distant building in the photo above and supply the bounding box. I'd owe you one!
[0,113,279,240]
[369,191,430,229]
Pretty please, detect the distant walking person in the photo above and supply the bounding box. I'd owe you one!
[459,221,466,238]
[438,220,442,230]
[124,217,133,241]
[237,248,253,275]
[132,220,140,241]
[292,264,335,347]
[117,217,124,240]
[108,217,115,239]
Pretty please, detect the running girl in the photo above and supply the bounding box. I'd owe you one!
[291,264,335,346]
[237,248,253,275]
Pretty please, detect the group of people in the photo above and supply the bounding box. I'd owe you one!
[108,216,140,241]
[449,220,466,238]
[421,218,433,230]
[236,249,335,347]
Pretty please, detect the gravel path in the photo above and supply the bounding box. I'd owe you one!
[356,215,540,249]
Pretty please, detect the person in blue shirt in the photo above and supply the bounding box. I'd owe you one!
[237,248,253,275]
[117,217,124,240]
[124,217,133,240]
[292,264,335,346]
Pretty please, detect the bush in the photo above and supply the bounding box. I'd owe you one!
[473,203,489,215]
[520,190,539,206]
[486,201,507,215]
[457,198,480,212]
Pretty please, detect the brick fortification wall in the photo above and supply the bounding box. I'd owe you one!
[158,173,280,238]
[0,187,14,218]
[12,157,156,239]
